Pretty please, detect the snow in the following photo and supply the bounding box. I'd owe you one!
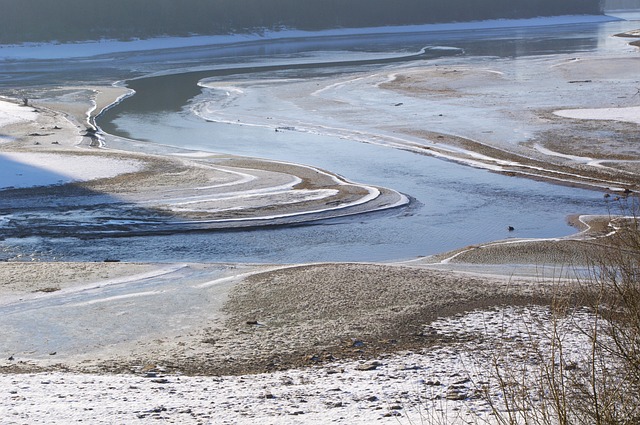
[0,15,620,60]
[554,105,640,124]
[1,100,143,189]
[0,305,604,424]
[0,152,142,189]
[0,100,38,143]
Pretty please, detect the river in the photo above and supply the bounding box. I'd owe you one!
[2,17,637,263]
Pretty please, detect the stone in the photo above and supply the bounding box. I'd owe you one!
[356,361,381,371]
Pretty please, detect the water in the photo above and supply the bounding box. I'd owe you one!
[2,19,635,263]
[90,115,603,263]
[0,1,603,44]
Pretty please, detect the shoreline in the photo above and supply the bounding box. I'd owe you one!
[1,26,639,421]
[0,90,621,375]
[0,95,408,239]
[0,210,619,375]
[0,14,621,60]
[140,48,639,196]
[0,81,629,379]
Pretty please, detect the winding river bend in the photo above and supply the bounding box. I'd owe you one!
[3,17,637,263]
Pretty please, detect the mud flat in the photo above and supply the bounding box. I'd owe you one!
[191,36,640,194]
[0,223,625,423]
[0,93,407,239]
[0,211,624,375]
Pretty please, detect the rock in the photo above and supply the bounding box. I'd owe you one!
[399,364,422,371]
[306,354,322,363]
[350,339,365,348]
[446,388,467,401]
[565,361,578,371]
[383,411,402,417]
[356,361,382,371]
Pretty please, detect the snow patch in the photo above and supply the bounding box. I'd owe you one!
[554,106,640,124]
[0,152,143,189]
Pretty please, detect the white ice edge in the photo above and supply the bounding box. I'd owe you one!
[197,105,632,190]
[163,159,410,224]
[65,290,164,307]
[138,176,302,206]
[533,143,595,163]
[0,15,621,60]
[169,189,338,211]
[1,97,404,223]
[95,87,137,119]
[87,87,137,127]
[0,264,189,308]
[185,164,259,191]
[438,214,617,265]
[194,263,322,289]
[166,185,382,224]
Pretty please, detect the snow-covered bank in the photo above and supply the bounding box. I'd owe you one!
[0,99,37,127]
[0,152,142,190]
[554,105,640,124]
[0,305,605,425]
[0,15,620,60]
[0,98,143,189]
[0,94,408,238]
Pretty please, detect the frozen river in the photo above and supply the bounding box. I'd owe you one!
[2,16,638,263]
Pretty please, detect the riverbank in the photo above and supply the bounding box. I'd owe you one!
[0,193,622,376]
[0,222,623,423]
[0,95,407,239]
[0,54,635,376]
[1,23,639,422]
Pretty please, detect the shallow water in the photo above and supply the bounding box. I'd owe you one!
[89,118,605,263]
[2,19,637,263]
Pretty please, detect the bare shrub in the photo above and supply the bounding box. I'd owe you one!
[487,198,640,425]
